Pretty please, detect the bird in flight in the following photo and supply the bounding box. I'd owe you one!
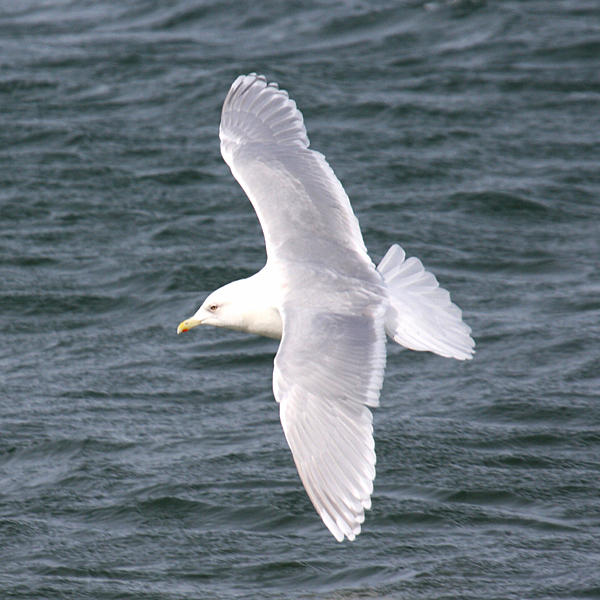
[177,74,474,541]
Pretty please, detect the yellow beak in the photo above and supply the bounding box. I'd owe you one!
[177,318,204,334]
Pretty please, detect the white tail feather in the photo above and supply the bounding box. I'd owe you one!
[377,244,475,360]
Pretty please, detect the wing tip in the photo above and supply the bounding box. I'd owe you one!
[220,73,310,151]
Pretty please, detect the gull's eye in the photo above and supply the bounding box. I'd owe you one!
[208,304,218,312]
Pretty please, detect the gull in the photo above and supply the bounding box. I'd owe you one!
[177,74,474,541]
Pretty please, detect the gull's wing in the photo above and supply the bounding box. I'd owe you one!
[274,269,387,542]
[219,73,371,269]
[219,74,387,540]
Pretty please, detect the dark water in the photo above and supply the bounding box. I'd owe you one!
[2,1,599,598]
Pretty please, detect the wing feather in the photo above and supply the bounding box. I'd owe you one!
[219,73,369,265]
[275,299,386,541]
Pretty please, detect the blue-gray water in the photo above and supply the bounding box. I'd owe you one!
[1,1,599,598]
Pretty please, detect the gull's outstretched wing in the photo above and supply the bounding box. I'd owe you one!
[219,74,387,540]
[273,268,387,542]
[219,73,371,270]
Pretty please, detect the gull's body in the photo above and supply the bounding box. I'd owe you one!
[178,74,474,542]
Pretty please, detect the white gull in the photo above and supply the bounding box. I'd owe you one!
[177,74,475,542]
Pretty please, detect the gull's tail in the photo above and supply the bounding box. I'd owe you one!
[377,244,475,360]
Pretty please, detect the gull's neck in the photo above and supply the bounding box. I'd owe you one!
[225,267,283,340]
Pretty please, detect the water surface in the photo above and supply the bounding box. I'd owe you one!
[1,1,599,598]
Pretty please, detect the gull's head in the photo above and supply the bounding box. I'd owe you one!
[177,283,243,334]
[176,272,283,340]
